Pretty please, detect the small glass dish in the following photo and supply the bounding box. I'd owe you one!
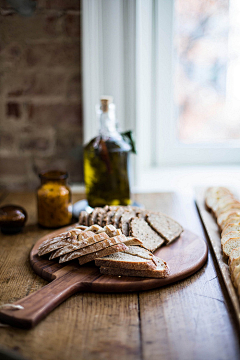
[0,205,28,234]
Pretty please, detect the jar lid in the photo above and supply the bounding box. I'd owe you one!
[39,170,68,180]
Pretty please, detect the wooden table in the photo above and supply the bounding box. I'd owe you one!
[0,191,239,360]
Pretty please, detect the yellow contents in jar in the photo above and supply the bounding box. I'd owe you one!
[37,180,72,228]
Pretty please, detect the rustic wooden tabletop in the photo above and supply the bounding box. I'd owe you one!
[0,191,239,360]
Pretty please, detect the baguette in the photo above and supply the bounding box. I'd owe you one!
[99,257,170,279]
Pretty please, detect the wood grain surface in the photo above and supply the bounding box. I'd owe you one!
[195,187,240,327]
[0,226,207,329]
[0,191,239,360]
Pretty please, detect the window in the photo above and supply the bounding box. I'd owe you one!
[81,0,240,188]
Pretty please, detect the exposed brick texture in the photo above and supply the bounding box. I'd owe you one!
[0,0,83,190]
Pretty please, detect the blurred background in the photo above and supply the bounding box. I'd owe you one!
[1,0,240,193]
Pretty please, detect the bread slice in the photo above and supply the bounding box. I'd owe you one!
[129,217,165,252]
[38,230,95,256]
[59,234,126,263]
[79,211,90,226]
[95,251,157,270]
[78,243,128,265]
[88,208,104,225]
[111,207,124,228]
[222,238,240,257]
[217,209,240,228]
[214,200,240,217]
[229,247,240,273]
[146,212,183,244]
[119,210,136,236]
[95,245,158,269]
[220,215,240,231]
[49,226,124,260]
[38,229,83,251]
[205,187,232,209]
[124,245,156,260]
[221,231,240,246]
[99,257,169,279]
[221,223,240,237]
[49,231,108,259]
[212,196,236,215]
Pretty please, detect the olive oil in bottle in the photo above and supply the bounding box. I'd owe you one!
[84,96,131,208]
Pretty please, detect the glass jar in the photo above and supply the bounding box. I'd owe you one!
[37,171,72,228]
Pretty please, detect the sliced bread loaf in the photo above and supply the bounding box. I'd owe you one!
[59,234,126,263]
[38,230,95,256]
[38,229,83,251]
[129,217,165,252]
[99,257,169,279]
[146,212,183,244]
[78,243,128,265]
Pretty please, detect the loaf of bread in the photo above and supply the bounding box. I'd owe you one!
[78,205,183,252]
[37,208,174,279]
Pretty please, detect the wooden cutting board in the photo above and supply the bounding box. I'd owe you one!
[0,226,207,329]
[195,187,240,328]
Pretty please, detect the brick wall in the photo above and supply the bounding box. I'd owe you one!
[0,0,83,190]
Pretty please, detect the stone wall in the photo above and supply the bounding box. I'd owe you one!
[0,0,83,190]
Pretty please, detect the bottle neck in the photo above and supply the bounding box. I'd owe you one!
[98,108,121,139]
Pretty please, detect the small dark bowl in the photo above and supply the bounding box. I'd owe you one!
[0,205,28,234]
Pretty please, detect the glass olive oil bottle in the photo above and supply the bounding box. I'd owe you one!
[84,96,131,208]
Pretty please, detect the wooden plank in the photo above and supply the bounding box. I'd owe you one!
[134,192,240,360]
[195,187,240,327]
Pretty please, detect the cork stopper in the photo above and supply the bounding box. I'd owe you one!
[100,96,113,112]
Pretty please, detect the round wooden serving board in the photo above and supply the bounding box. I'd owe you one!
[0,226,207,329]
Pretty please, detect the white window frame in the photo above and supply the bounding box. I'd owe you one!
[81,0,240,188]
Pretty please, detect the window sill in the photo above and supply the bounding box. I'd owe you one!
[72,165,240,197]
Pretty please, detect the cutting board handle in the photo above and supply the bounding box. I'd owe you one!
[0,271,83,329]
